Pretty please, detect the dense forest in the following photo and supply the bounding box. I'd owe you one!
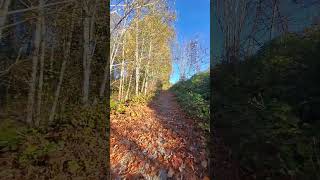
[0,0,108,178]
[110,0,174,103]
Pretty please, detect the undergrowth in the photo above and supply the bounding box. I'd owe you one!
[170,72,210,132]
[0,104,109,179]
[212,25,320,179]
[110,91,159,115]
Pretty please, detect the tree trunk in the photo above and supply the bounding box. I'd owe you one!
[35,0,46,126]
[109,32,120,74]
[141,73,146,94]
[99,34,119,100]
[82,14,90,105]
[144,77,148,95]
[118,39,125,101]
[145,41,152,95]
[49,45,54,73]
[125,72,133,100]
[118,60,125,101]
[134,12,140,96]
[120,67,126,99]
[101,2,128,100]
[49,21,56,74]
[0,0,11,40]
[270,0,277,40]
[82,2,97,106]
[26,5,42,125]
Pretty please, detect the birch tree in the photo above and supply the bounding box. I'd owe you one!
[0,0,11,40]
[26,0,44,125]
[110,0,175,100]
[82,0,98,106]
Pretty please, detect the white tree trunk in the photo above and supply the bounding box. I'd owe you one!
[100,1,129,101]
[82,14,90,105]
[118,39,125,100]
[0,0,11,40]
[35,0,46,126]
[26,5,42,125]
[82,0,97,106]
[125,72,133,100]
[144,41,152,95]
[134,12,140,96]
[98,40,117,100]
[0,0,11,42]
[109,33,120,74]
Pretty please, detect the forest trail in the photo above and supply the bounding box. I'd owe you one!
[110,91,209,179]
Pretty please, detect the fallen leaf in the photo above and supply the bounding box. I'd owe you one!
[203,176,210,180]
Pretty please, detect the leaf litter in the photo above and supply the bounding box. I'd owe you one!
[110,91,209,179]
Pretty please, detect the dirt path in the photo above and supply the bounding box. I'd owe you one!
[110,91,209,179]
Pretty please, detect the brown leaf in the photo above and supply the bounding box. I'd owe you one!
[203,176,210,180]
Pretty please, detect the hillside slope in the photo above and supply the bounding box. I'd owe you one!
[212,25,320,179]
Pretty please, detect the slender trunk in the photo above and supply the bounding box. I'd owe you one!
[99,36,119,99]
[49,45,54,72]
[49,9,75,123]
[82,14,91,105]
[118,60,125,101]
[49,56,66,123]
[109,33,120,74]
[125,72,133,100]
[118,39,125,100]
[270,0,277,40]
[100,3,128,100]
[26,8,42,125]
[144,77,148,95]
[144,41,152,95]
[135,37,144,95]
[99,65,108,99]
[35,0,46,126]
[49,20,57,73]
[82,0,98,106]
[120,67,126,100]
[134,13,140,96]
[143,62,150,95]
[0,0,11,40]
[141,73,146,94]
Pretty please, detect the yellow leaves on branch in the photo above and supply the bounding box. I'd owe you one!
[120,11,174,78]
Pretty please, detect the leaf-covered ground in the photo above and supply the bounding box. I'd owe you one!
[110,91,209,179]
[0,105,108,179]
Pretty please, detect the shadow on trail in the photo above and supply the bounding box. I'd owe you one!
[110,127,169,178]
[146,90,208,178]
[110,90,209,179]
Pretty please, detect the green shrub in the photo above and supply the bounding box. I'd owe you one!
[212,25,320,179]
[171,72,210,131]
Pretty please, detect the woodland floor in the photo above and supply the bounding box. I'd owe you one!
[110,91,209,179]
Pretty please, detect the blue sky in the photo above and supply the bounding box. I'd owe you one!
[169,0,210,84]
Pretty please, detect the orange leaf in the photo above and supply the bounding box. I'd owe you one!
[203,176,210,180]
